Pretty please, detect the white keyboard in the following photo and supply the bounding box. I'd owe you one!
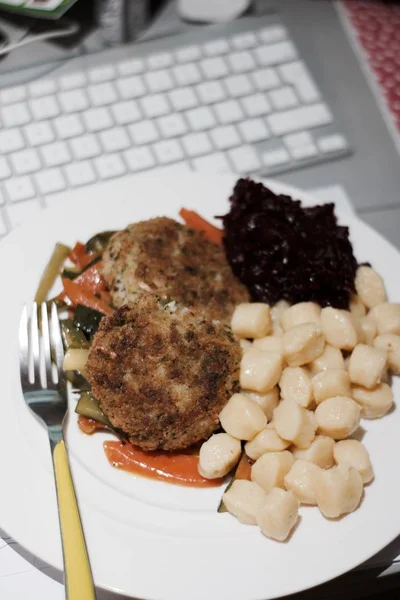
[0,18,349,237]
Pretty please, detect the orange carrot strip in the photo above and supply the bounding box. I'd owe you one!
[179,208,223,245]
[73,261,106,295]
[62,279,113,316]
[69,242,99,269]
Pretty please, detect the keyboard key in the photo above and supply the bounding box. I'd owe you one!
[5,176,35,202]
[65,161,96,186]
[153,139,183,164]
[94,155,126,179]
[255,41,297,67]
[35,168,66,195]
[181,132,212,157]
[1,103,30,128]
[70,134,101,159]
[203,39,229,56]
[83,107,114,131]
[155,162,192,175]
[0,85,27,104]
[258,25,288,44]
[229,145,260,173]
[228,51,256,73]
[211,125,240,150]
[29,80,57,97]
[0,129,24,153]
[117,58,144,76]
[141,94,170,118]
[24,122,55,146]
[129,121,159,145]
[290,144,318,160]
[88,82,118,107]
[239,118,270,143]
[200,57,228,79]
[111,101,141,125]
[252,68,280,91]
[59,72,86,90]
[148,52,173,70]
[58,90,89,113]
[268,103,333,136]
[279,61,320,103]
[88,65,115,83]
[116,76,146,99]
[31,96,60,120]
[269,86,299,110]
[317,134,348,153]
[186,107,216,131]
[41,141,71,167]
[145,70,173,93]
[192,152,230,172]
[124,147,155,171]
[225,74,253,98]
[6,199,41,226]
[173,64,201,86]
[262,148,290,167]
[158,114,187,138]
[100,128,130,153]
[175,45,201,63]
[197,81,225,104]
[169,87,198,111]
[283,131,314,149]
[11,149,41,175]
[241,93,271,117]
[53,114,84,139]
[0,157,11,180]
[231,32,257,50]
[214,100,244,124]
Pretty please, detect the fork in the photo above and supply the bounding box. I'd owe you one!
[19,302,96,600]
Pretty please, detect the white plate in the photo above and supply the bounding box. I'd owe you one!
[1,173,400,600]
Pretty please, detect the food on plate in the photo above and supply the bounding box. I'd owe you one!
[198,433,242,479]
[311,369,352,405]
[284,460,321,505]
[241,388,279,420]
[219,393,267,441]
[251,450,294,493]
[239,348,283,393]
[256,488,299,542]
[244,424,290,460]
[315,463,363,519]
[355,265,387,309]
[280,302,321,332]
[221,178,358,308]
[282,323,325,367]
[222,479,267,525]
[308,344,345,375]
[368,302,400,335]
[273,400,317,449]
[85,294,241,451]
[333,440,373,484]
[102,217,248,322]
[291,436,335,469]
[348,344,387,389]
[279,366,313,408]
[320,307,359,351]
[231,302,271,339]
[314,397,361,439]
[373,334,400,375]
[351,383,394,419]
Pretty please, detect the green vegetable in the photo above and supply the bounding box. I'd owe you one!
[75,391,111,426]
[61,319,90,350]
[35,243,71,304]
[66,371,91,391]
[85,231,117,254]
[73,304,103,339]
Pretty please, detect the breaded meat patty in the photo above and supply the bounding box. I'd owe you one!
[85,294,241,451]
[102,217,248,323]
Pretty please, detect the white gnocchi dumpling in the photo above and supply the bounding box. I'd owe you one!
[333,440,373,484]
[355,266,387,309]
[292,435,335,469]
[308,344,345,375]
[245,425,290,460]
[223,480,267,525]
[280,302,321,331]
[373,334,400,375]
[279,366,313,408]
[283,322,325,367]
[315,396,360,439]
[242,388,279,421]
[315,463,363,518]
[231,303,271,339]
[348,344,387,389]
[273,400,317,449]
[349,295,367,319]
[251,450,294,493]
[320,307,359,351]
[256,488,299,542]
[352,383,394,419]
[270,300,290,335]
[219,393,267,441]
[240,339,253,353]
[369,303,400,335]
[198,433,241,479]
[360,315,377,346]
[240,349,283,394]
[312,369,351,405]
[253,336,283,355]
[284,459,322,505]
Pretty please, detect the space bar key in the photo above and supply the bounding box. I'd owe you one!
[268,103,333,136]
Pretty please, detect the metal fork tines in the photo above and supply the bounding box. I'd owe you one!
[19,302,67,441]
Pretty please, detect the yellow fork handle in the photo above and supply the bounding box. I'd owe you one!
[53,440,96,600]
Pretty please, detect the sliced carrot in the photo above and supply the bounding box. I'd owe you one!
[62,278,113,316]
[69,242,99,269]
[73,261,106,295]
[179,208,223,245]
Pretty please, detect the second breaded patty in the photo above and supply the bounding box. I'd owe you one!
[102,217,249,323]
[85,294,242,451]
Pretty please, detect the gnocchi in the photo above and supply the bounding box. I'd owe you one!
[320,307,359,351]
[253,336,283,355]
[369,303,400,335]
[273,400,317,449]
[256,488,299,542]
[373,334,400,375]
[352,383,393,419]
[242,388,279,420]
[333,440,373,484]
[292,435,335,469]
[245,425,290,460]
[308,344,345,375]
[283,322,325,367]
[280,302,321,331]
[284,459,321,505]
[251,450,294,493]
[312,369,351,405]
[355,266,387,309]
[223,480,267,525]
[348,344,387,389]
[231,303,271,339]
[279,366,313,408]
[219,393,267,441]
[315,463,363,518]
[198,433,241,479]
[240,349,283,393]
[315,396,360,439]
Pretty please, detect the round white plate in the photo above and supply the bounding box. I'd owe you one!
[1,173,400,600]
